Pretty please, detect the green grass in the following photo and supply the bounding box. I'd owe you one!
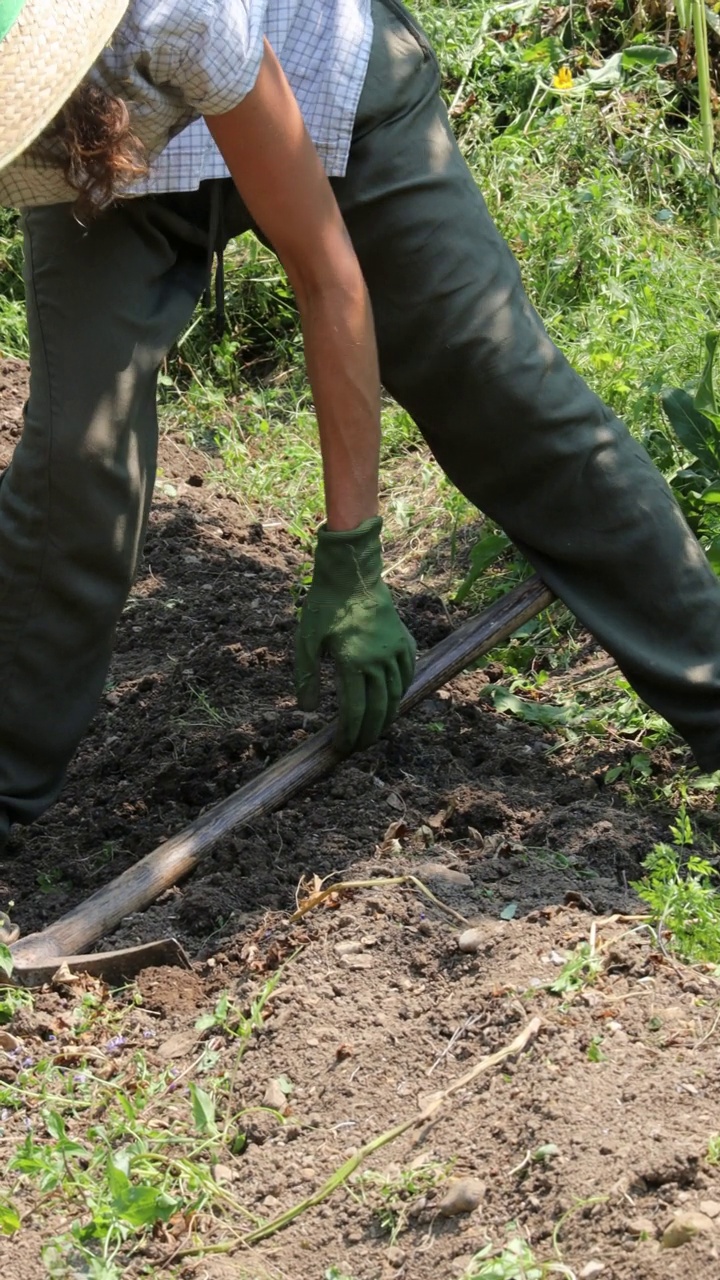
[0,972,286,1275]
[463,1234,577,1279]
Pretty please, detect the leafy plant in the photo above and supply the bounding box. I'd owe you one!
[707,1133,720,1165]
[464,1235,577,1279]
[0,943,13,980]
[632,809,720,964]
[194,970,282,1039]
[548,942,603,998]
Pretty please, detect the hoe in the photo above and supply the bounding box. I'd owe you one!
[5,577,553,986]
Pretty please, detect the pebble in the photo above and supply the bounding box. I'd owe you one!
[451,1257,476,1278]
[263,1079,288,1112]
[212,1163,234,1184]
[661,1210,715,1248]
[339,953,374,970]
[334,940,366,956]
[458,928,484,954]
[0,1031,20,1053]
[580,1263,605,1278]
[700,1200,720,1219]
[437,1177,485,1217]
[625,1216,657,1239]
[386,1246,406,1268]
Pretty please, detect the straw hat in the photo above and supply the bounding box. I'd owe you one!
[0,0,129,171]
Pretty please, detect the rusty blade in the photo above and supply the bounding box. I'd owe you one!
[10,937,192,988]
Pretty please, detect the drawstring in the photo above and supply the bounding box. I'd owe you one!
[204,181,227,337]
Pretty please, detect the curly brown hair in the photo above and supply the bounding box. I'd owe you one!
[45,81,148,219]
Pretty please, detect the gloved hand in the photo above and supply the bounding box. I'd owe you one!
[295,516,417,753]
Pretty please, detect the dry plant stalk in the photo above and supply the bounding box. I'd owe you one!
[176,1015,542,1259]
[291,873,470,928]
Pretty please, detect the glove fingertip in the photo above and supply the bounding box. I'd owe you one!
[296,673,321,711]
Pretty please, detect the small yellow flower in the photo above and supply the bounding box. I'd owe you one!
[552,66,573,90]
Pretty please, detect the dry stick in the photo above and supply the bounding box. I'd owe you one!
[12,576,553,969]
[175,1015,542,1259]
[290,874,470,928]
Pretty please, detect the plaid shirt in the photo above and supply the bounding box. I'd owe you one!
[0,0,373,207]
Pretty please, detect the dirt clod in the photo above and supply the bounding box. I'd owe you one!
[661,1210,716,1248]
[437,1177,486,1217]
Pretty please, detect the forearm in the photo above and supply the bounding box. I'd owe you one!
[293,270,381,532]
[204,44,382,532]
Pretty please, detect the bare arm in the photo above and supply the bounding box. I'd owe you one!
[204,40,380,531]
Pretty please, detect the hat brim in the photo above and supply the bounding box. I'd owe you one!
[0,0,129,171]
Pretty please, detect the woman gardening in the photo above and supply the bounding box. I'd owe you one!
[1,0,720,870]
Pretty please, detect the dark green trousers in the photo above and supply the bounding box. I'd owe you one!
[3,0,720,845]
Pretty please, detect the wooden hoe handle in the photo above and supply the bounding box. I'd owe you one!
[11,576,554,967]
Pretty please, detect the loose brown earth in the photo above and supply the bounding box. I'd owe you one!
[1,358,719,1279]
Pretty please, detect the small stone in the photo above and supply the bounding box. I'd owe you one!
[661,1210,715,1248]
[334,940,366,956]
[451,1257,475,1278]
[339,953,374,970]
[386,1246,406,1268]
[300,1166,316,1182]
[458,928,484,954]
[625,1216,657,1239]
[262,1195,281,1213]
[0,1031,20,1052]
[700,1200,720,1219]
[580,1263,605,1279]
[212,1163,234,1184]
[263,1079,289,1112]
[437,1177,485,1217]
[415,862,472,888]
[157,1029,199,1061]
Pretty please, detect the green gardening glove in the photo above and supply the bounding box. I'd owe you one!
[295,517,417,754]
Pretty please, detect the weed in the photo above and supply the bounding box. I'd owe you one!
[707,1134,720,1165]
[194,970,282,1040]
[355,1159,450,1245]
[0,982,31,1026]
[180,684,238,729]
[36,867,70,894]
[0,970,292,1270]
[463,1235,577,1279]
[586,1036,607,1064]
[632,810,720,964]
[548,942,603,998]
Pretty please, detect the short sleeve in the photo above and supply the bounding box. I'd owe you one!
[155,0,268,117]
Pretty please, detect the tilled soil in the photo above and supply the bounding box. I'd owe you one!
[1,359,719,1279]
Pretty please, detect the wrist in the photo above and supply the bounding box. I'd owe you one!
[312,516,384,592]
[318,515,382,544]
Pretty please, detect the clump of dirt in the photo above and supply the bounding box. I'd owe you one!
[1,359,719,1278]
